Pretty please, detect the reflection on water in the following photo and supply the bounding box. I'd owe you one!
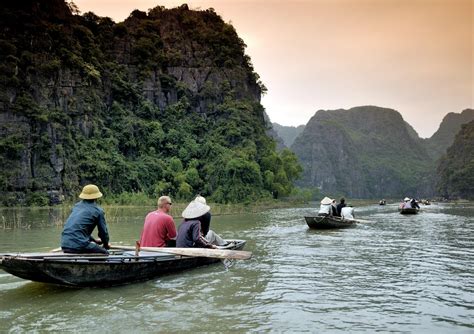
[0,203,473,332]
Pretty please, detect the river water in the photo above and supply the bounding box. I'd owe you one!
[0,202,472,333]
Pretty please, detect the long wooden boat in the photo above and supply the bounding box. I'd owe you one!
[0,240,246,287]
[304,216,356,229]
[399,208,419,214]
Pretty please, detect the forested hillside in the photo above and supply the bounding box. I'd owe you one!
[0,0,301,205]
[291,106,434,198]
[437,121,474,200]
[424,109,474,160]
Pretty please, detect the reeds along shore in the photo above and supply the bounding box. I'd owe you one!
[0,199,300,229]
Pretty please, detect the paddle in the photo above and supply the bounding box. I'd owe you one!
[345,218,376,224]
[110,245,252,260]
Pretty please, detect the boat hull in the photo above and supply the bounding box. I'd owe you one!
[399,208,419,214]
[304,216,356,229]
[0,241,245,287]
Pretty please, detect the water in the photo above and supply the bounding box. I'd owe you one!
[0,203,473,333]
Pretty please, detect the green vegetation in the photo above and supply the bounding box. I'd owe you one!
[437,121,474,200]
[0,1,301,206]
[290,107,434,198]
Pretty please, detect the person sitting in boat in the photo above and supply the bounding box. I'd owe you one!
[341,206,355,219]
[176,200,218,248]
[140,196,177,247]
[411,198,420,209]
[336,198,346,216]
[194,195,228,246]
[60,184,110,254]
[318,196,337,216]
[402,197,412,209]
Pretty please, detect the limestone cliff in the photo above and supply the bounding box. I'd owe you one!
[291,106,433,198]
[0,1,300,205]
[437,120,474,199]
[424,109,474,160]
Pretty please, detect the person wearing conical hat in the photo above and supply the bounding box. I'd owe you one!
[194,195,227,246]
[318,196,336,216]
[176,199,217,248]
[61,184,110,254]
[402,197,414,209]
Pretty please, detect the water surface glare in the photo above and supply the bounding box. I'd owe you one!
[0,203,473,332]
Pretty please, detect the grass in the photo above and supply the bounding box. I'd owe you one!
[0,198,305,229]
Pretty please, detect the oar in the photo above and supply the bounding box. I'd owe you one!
[344,218,376,224]
[110,245,252,260]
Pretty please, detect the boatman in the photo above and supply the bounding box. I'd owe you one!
[61,184,110,254]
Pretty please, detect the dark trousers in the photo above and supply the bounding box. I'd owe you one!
[62,242,109,254]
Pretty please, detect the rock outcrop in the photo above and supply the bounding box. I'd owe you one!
[291,106,433,198]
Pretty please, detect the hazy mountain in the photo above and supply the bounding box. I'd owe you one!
[263,113,285,150]
[272,123,305,148]
[437,120,474,199]
[291,106,433,198]
[425,109,474,160]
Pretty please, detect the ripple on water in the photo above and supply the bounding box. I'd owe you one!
[0,203,472,332]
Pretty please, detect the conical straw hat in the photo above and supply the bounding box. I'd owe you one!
[320,196,333,205]
[182,200,210,219]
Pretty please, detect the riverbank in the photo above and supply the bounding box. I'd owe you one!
[0,198,309,229]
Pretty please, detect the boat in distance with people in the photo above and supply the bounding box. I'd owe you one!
[305,216,357,229]
[399,208,419,214]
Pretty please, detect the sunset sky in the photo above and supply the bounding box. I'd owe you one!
[74,0,472,138]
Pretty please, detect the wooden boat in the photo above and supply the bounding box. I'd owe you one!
[0,240,246,287]
[399,208,419,214]
[304,215,356,229]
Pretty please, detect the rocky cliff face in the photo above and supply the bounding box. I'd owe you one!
[424,109,474,160]
[272,123,305,148]
[437,120,474,199]
[0,1,289,205]
[291,106,433,198]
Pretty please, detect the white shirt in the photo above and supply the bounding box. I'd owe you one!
[318,204,331,215]
[341,207,354,219]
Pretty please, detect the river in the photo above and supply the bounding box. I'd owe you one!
[0,202,473,333]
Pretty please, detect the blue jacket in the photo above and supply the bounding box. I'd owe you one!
[61,200,109,249]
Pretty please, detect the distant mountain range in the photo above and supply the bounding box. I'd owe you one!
[271,106,474,199]
[271,123,305,148]
[424,109,474,160]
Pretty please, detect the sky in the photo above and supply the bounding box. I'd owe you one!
[74,0,473,138]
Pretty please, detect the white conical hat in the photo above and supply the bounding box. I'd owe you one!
[182,200,210,219]
[320,196,333,205]
[404,197,410,201]
[195,195,207,204]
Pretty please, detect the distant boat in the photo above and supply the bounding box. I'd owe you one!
[305,215,356,229]
[399,208,419,214]
[379,200,386,205]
